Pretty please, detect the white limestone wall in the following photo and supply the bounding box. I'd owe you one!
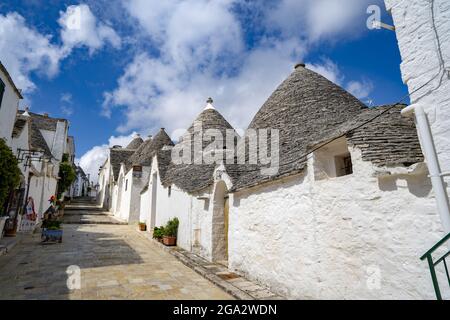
[385,0,450,192]
[111,184,119,215]
[0,70,20,146]
[28,175,44,218]
[144,158,214,254]
[118,169,133,222]
[118,167,150,223]
[229,148,445,299]
[191,189,214,260]
[139,188,151,224]
[148,160,193,251]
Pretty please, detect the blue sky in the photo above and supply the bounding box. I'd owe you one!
[0,0,408,180]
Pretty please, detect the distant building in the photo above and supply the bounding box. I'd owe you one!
[72,166,89,198]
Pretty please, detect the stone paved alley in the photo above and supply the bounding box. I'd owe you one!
[0,199,232,300]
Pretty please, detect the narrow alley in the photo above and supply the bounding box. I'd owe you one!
[0,198,232,300]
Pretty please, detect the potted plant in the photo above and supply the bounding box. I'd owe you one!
[162,218,179,246]
[138,222,147,231]
[153,226,165,242]
[41,220,63,243]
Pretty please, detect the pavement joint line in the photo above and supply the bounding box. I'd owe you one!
[130,225,283,301]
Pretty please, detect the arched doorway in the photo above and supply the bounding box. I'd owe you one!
[212,181,229,264]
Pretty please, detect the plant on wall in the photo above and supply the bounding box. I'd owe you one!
[57,154,76,199]
[0,139,21,214]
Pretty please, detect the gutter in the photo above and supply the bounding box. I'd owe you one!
[402,104,450,233]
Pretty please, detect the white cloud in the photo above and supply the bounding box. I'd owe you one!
[78,132,138,183]
[0,13,63,92]
[346,80,374,100]
[61,92,73,104]
[85,0,376,171]
[58,4,121,54]
[103,0,308,134]
[308,60,374,100]
[268,0,380,41]
[0,5,120,95]
[307,59,343,84]
[103,38,306,135]
[61,105,74,116]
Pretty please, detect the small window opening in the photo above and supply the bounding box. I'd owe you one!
[168,186,172,197]
[335,153,353,177]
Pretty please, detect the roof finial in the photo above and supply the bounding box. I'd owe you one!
[295,62,306,69]
[205,97,215,110]
[23,107,31,117]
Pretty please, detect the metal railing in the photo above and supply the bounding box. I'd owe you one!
[421,232,450,300]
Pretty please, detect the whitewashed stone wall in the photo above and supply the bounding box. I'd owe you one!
[98,158,113,210]
[228,147,445,299]
[385,0,450,191]
[139,187,150,224]
[0,69,20,146]
[141,157,216,256]
[118,166,150,223]
[147,158,194,251]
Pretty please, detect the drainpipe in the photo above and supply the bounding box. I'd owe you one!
[402,104,450,233]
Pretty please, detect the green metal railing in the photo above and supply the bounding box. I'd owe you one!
[420,232,450,300]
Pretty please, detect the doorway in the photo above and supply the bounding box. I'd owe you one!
[149,173,158,229]
[212,181,229,265]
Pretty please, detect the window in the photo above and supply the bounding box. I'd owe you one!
[168,186,172,197]
[125,179,128,191]
[335,153,353,177]
[313,137,354,180]
[0,78,5,109]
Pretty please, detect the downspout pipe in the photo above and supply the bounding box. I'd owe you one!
[402,104,450,233]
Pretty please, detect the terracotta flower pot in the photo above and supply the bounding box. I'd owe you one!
[163,236,177,246]
[139,224,147,232]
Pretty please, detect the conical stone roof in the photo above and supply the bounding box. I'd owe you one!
[126,129,174,171]
[227,64,367,190]
[126,135,144,150]
[162,104,236,193]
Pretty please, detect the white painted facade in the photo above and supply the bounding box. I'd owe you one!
[97,157,114,210]
[225,145,444,299]
[144,157,195,252]
[116,165,150,224]
[385,0,450,193]
[71,167,89,198]
[137,129,446,299]
[0,64,21,146]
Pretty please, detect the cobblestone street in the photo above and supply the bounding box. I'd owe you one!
[0,201,232,300]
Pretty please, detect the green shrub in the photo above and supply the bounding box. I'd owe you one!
[163,218,179,237]
[57,162,76,198]
[42,220,62,230]
[153,226,165,239]
[0,139,21,214]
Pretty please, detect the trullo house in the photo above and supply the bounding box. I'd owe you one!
[135,64,443,300]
